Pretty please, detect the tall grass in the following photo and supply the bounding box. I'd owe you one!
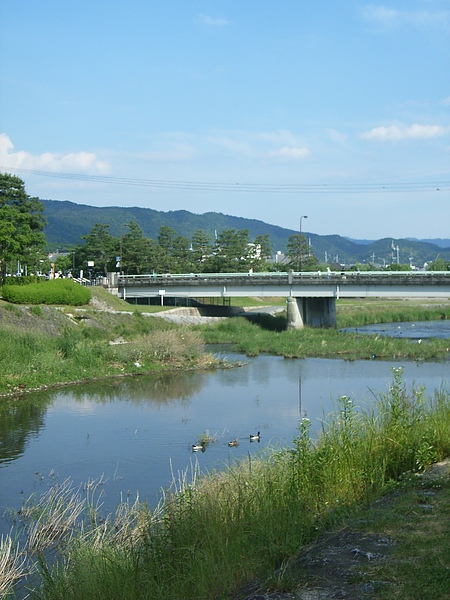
[195,316,450,361]
[336,300,450,328]
[5,371,450,599]
[0,310,216,395]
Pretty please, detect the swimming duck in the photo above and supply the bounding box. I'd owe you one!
[192,441,206,452]
[249,432,260,442]
[228,438,239,447]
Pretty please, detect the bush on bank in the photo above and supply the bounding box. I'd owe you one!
[0,275,43,286]
[2,370,450,599]
[1,279,91,306]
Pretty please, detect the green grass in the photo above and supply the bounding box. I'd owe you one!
[0,304,216,396]
[1,293,450,395]
[193,315,450,361]
[344,475,450,599]
[3,370,450,599]
[337,298,450,328]
[2,294,450,597]
[1,279,92,305]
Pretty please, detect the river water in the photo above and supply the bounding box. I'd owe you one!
[1,339,450,537]
[341,320,450,339]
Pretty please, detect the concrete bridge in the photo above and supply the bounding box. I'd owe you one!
[115,271,450,329]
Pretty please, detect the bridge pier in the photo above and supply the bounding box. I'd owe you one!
[286,297,305,329]
[287,297,336,329]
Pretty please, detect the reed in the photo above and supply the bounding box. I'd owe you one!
[0,309,217,396]
[8,372,450,599]
[336,300,450,329]
[0,534,27,598]
[195,316,450,361]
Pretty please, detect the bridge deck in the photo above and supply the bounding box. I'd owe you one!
[117,271,450,300]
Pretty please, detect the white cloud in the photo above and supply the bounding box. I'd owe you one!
[137,143,197,162]
[167,130,311,164]
[266,146,310,162]
[362,5,398,26]
[361,4,450,29]
[205,133,254,157]
[361,123,449,141]
[0,133,110,174]
[196,14,230,26]
[325,129,348,144]
[442,96,450,106]
[257,130,302,146]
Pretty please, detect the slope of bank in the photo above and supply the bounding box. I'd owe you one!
[236,460,450,600]
[0,293,219,398]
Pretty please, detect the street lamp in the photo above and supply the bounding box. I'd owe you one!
[299,215,308,271]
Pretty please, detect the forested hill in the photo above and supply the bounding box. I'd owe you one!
[41,199,450,267]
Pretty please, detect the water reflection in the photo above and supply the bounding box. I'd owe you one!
[0,354,449,538]
[68,372,205,406]
[0,393,52,466]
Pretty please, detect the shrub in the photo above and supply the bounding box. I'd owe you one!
[2,279,91,306]
[1,275,43,286]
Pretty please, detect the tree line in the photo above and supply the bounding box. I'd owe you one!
[0,173,318,280]
[2,173,447,281]
[69,221,318,277]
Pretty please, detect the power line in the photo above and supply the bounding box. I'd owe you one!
[1,166,449,194]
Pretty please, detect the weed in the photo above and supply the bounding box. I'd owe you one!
[8,373,450,599]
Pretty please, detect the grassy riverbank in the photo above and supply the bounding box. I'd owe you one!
[1,292,449,398]
[2,369,450,599]
[337,298,450,328]
[194,312,450,361]
[0,294,216,397]
[2,292,450,597]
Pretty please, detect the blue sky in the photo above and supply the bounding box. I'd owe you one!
[1,1,449,240]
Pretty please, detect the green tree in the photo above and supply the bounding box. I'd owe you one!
[205,229,250,272]
[426,258,448,271]
[79,223,116,276]
[0,173,47,279]
[121,221,150,275]
[384,263,412,271]
[251,234,272,271]
[286,233,318,271]
[155,225,179,272]
[172,235,193,272]
[145,238,166,273]
[191,229,212,269]
[157,226,177,253]
[254,234,271,259]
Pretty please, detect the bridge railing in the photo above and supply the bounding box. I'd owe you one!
[118,271,450,287]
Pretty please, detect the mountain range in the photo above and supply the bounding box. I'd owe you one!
[42,199,450,268]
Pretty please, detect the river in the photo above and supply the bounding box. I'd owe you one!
[341,319,450,339]
[1,345,450,537]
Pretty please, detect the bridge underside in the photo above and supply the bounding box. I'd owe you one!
[286,297,336,329]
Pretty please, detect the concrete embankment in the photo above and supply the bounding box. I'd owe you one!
[146,305,245,325]
[146,305,285,325]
